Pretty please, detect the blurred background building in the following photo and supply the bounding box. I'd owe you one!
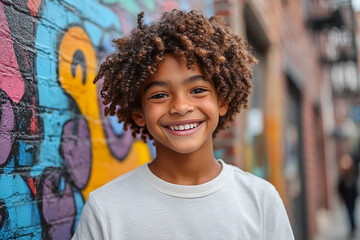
[0,0,359,239]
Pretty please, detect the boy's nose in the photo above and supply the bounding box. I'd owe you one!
[169,96,194,115]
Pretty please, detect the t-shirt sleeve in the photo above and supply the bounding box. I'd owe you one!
[264,188,295,240]
[72,194,109,240]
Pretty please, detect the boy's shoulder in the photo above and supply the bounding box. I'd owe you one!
[227,163,278,196]
[89,165,144,201]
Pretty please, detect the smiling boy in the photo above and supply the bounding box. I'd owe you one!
[133,54,228,185]
[72,10,294,240]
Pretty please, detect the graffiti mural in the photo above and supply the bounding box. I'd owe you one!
[0,0,214,238]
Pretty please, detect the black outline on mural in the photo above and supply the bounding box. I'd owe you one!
[0,200,9,230]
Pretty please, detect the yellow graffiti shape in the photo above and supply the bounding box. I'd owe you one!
[58,26,152,199]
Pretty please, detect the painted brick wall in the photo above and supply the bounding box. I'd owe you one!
[0,0,214,238]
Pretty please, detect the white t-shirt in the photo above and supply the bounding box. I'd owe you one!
[72,160,294,240]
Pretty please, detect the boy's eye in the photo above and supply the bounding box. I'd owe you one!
[149,93,168,99]
[191,88,207,94]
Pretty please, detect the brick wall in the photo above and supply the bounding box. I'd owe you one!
[279,1,331,239]
[222,0,334,239]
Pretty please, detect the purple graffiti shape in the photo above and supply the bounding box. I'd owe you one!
[40,168,75,240]
[0,93,15,165]
[97,78,134,160]
[0,3,25,104]
[60,118,91,190]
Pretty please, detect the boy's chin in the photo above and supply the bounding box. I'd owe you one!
[169,146,200,154]
[155,140,209,155]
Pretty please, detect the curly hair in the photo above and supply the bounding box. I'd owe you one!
[94,9,257,142]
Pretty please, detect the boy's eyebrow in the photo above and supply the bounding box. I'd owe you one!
[143,75,210,93]
[143,81,169,94]
[183,75,210,84]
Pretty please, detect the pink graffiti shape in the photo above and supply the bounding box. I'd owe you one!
[27,0,41,17]
[0,3,25,104]
[162,1,179,12]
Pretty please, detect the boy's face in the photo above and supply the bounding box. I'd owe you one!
[132,54,228,154]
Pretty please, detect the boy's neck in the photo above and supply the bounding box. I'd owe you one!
[148,139,222,185]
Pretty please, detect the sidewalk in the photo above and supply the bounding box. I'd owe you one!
[315,198,360,240]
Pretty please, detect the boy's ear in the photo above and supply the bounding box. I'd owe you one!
[131,110,146,127]
[218,99,228,117]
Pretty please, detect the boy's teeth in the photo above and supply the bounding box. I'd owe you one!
[168,123,200,131]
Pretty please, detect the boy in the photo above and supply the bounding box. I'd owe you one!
[73,10,294,239]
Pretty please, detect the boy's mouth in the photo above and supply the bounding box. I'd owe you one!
[164,121,204,131]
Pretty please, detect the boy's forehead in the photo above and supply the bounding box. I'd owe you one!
[149,54,203,80]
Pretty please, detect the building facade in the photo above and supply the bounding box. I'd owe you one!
[213,1,355,239]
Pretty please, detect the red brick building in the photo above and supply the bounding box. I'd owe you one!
[212,1,356,239]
